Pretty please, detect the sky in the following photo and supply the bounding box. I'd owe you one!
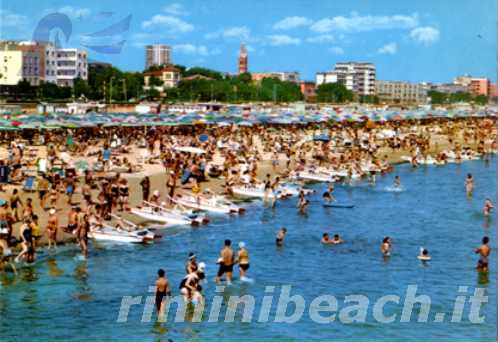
[0,0,496,82]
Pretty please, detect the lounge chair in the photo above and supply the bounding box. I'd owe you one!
[23,176,36,192]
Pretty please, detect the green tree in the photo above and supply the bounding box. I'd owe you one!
[449,91,472,103]
[428,90,448,105]
[148,76,163,87]
[360,95,380,104]
[73,78,91,98]
[473,95,488,105]
[316,83,354,103]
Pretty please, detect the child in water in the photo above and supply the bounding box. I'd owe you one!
[417,247,431,261]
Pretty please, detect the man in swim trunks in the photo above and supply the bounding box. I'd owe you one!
[276,228,287,247]
[155,269,171,317]
[215,239,234,285]
[475,236,490,272]
[67,206,78,234]
[237,242,250,279]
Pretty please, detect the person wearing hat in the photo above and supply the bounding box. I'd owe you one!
[186,252,198,274]
[47,208,58,250]
[237,242,250,279]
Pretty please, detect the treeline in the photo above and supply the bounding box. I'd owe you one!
[428,90,489,105]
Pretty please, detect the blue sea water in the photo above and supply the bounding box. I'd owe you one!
[0,159,496,341]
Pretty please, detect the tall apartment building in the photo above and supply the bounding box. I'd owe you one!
[316,62,376,96]
[0,41,86,87]
[145,44,171,70]
[56,48,88,87]
[375,80,427,104]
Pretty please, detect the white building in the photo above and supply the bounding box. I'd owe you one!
[316,62,376,96]
[56,48,88,87]
[145,44,171,70]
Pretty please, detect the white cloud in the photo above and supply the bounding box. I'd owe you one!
[0,9,27,27]
[173,44,219,56]
[310,13,418,33]
[410,26,440,45]
[142,15,194,32]
[205,26,250,41]
[163,3,189,16]
[273,16,312,30]
[306,34,335,44]
[377,42,397,54]
[58,6,91,18]
[266,35,301,46]
[329,47,344,55]
[222,26,250,40]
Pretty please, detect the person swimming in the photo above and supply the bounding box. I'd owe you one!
[417,247,431,261]
[381,237,392,256]
[331,234,344,245]
[321,233,333,244]
[276,228,287,247]
[475,236,490,272]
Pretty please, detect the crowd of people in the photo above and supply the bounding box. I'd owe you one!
[0,116,494,314]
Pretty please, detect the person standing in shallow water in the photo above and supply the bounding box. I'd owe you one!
[465,173,473,196]
[483,198,493,217]
[237,242,250,280]
[215,239,234,285]
[155,269,170,318]
[475,236,490,272]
